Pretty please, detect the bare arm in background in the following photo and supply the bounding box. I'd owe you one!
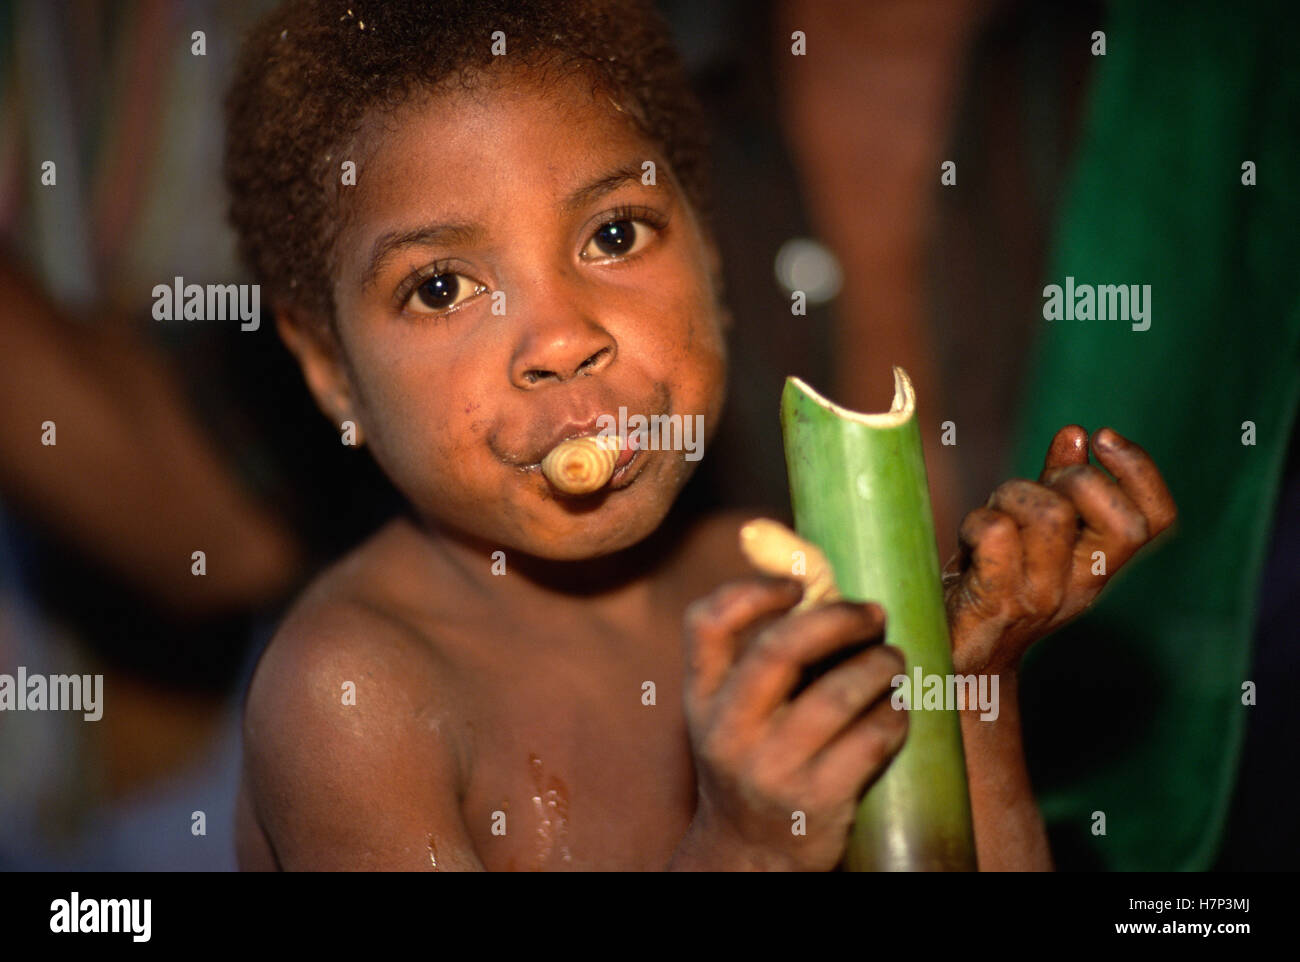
[775,0,993,561]
[0,256,302,617]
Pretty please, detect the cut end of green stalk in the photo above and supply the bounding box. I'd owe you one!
[785,366,915,427]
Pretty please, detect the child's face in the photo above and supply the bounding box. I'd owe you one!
[311,66,728,560]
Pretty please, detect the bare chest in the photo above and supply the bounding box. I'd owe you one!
[452,649,697,871]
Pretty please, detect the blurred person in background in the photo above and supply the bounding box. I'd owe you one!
[0,0,402,869]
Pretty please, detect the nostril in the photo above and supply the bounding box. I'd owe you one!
[516,344,611,387]
[577,347,611,375]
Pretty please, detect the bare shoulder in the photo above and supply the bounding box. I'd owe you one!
[240,522,480,870]
[246,522,458,742]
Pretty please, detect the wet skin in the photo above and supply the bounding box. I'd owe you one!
[239,65,1177,871]
[245,64,734,870]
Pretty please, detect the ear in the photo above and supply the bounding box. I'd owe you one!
[275,303,364,445]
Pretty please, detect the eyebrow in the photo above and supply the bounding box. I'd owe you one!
[559,161,648,213]
[359,160,656,289]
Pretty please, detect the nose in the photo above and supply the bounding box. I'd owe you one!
[509,317,617,388]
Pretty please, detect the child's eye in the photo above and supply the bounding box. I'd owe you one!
[405,270,488,315]
[580,208,664,261]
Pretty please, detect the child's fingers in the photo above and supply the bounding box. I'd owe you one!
[1041,464,1149,572]
[684,578,803,708]
[718,601,886,732]
[953,507,1026,610]
[946,508,1026,667]
[765,644,903,762]
[806,695,908,803]
[986,480,1079,615]
[1038,424,1090,480]
[1090,427,1178,538]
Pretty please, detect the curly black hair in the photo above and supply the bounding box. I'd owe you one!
[223,0,714,323]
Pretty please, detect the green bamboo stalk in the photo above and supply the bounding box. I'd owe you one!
[780,367,977,871]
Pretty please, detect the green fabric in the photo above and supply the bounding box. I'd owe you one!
[1009,0,1300,869]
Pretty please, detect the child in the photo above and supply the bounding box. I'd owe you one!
[225,0,1176,870]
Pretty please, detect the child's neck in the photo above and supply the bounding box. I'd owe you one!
[405,503,703,637]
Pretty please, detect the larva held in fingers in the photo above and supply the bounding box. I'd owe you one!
[738,518,842,611]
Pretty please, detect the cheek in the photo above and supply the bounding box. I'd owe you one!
[653,280,728,422]
[346,336,488,490]
[695,337,729,445]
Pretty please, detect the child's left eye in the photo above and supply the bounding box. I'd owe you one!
[581,219,656,260]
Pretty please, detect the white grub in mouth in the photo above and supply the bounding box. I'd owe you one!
[540,435,623,495]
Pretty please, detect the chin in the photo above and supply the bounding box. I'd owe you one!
[527,494,674,561]
[537,462,699,560]
[417,450,696,562]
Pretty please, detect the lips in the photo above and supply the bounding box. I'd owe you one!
[528,423,648,495]
[518,410,667,470]
[613,440,636,469]
[526,417,620,468]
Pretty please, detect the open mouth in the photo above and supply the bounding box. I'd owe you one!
[499,401,676,499]
[535,432,646,496]
[608,444,643,488]
[613,439,637,470]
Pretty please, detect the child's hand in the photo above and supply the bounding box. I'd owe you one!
[671,580,907,871]
[943,426,1177,676]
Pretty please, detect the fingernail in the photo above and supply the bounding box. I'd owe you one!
[1095,429,1116,449]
